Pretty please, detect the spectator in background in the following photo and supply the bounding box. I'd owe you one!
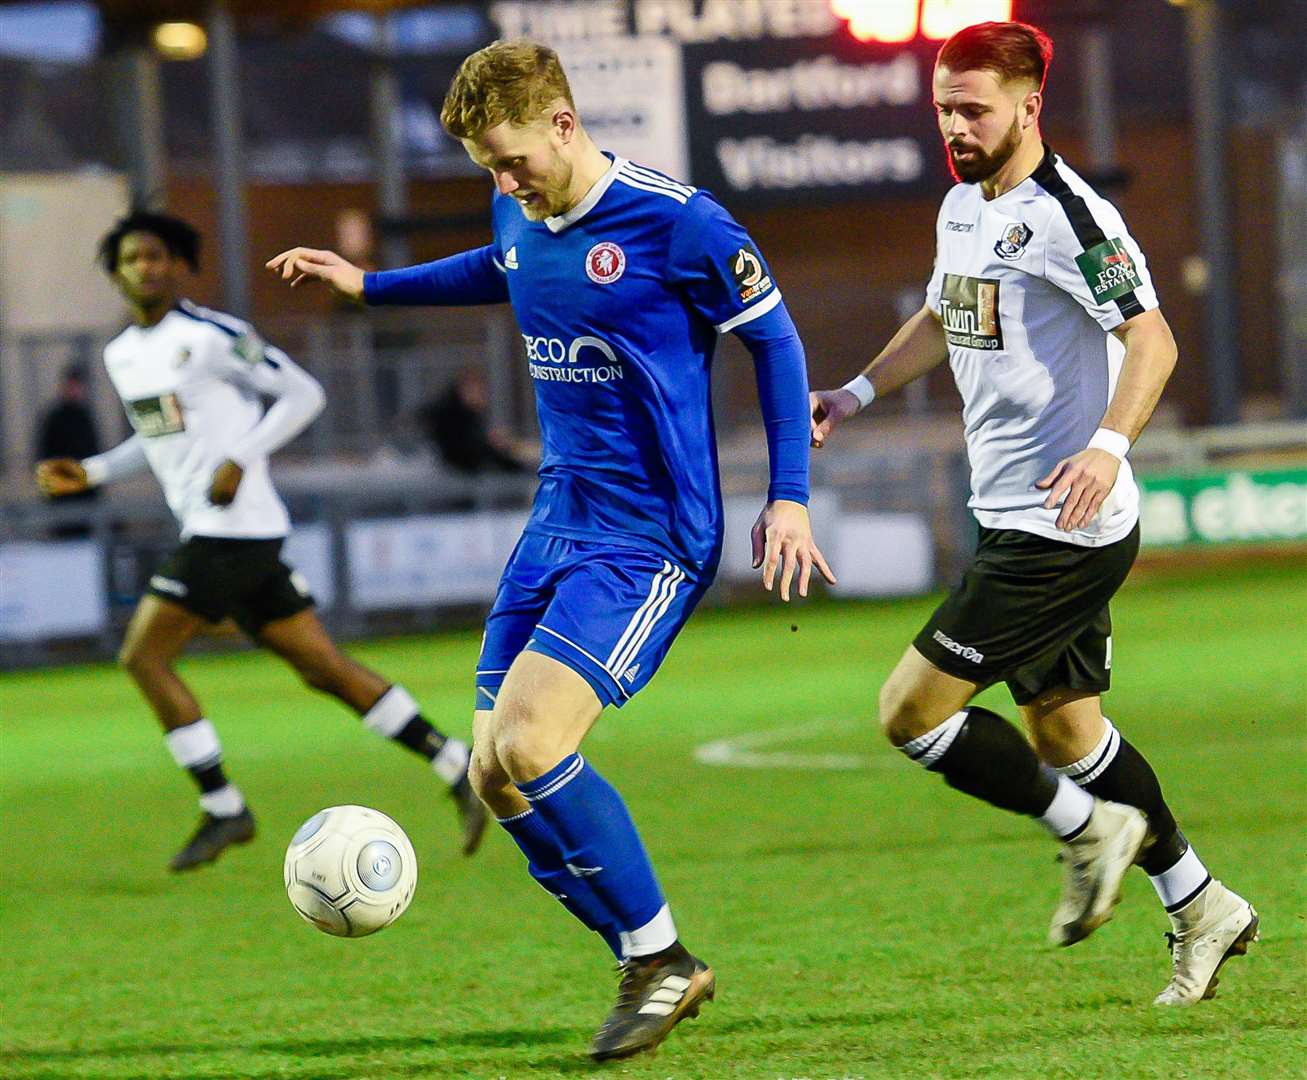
[419,366,529,476]
[37,364,101,468]
[36,364,101,535]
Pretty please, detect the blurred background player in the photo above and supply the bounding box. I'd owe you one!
[37,210,486,870]
[268,40,833,1061]
[810,21,1257,1006]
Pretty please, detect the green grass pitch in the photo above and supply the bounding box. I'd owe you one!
[2,562,1304,1079]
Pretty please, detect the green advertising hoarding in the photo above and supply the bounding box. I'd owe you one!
[1138,468,1307,546]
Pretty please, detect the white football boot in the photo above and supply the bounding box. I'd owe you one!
[1154,880,1259,1006]
[1049,798,1149,946]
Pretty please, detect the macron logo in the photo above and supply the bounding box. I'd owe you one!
[149,575,189,598]
[504,246,519,270]
[932,629,983,664]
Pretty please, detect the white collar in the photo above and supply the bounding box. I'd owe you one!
[544,155,624,234]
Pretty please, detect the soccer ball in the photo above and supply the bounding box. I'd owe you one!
[283,805,417,938]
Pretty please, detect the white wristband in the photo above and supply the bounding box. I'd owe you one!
[81,457,107,487]
[840,374,876,411]
[1087,427,1130,461]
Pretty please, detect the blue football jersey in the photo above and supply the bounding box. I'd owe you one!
[489,155,786,573]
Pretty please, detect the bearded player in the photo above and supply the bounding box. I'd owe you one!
[811,22,1257,1006]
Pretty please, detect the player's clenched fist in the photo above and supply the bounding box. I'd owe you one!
[809,388,861,449]
[208,460,244,506]
[265,247,366,302]
[36,458,89,497]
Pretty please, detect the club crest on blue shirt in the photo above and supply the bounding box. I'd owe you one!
[586,242,626,284]
[994,222,1034,260]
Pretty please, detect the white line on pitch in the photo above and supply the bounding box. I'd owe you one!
[694,717,896,771]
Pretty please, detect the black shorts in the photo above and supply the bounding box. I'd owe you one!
[148,536,314,636]
[913,523,1140,706]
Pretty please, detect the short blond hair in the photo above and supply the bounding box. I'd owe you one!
[441,40,576,139]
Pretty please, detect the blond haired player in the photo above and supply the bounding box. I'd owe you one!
[270,40,832,1059]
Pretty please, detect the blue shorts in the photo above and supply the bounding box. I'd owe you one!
[476,532,708,710]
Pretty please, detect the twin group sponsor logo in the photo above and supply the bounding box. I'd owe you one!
[523,333,626,384]
[128,393,186,437]
[939,273,1003,351]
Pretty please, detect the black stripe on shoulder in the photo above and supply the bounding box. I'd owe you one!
[1031,146,1107,249]
[1031,145,1143,320]
[173,300,242,339]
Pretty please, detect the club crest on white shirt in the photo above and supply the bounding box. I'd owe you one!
[994,221,1034,260]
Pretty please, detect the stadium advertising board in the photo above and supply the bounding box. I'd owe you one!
[719,493,933,595]
[488,0,951,204]
[551,35,689,180]
[282,524,335,609]
[345,511,530,610]
[1138,468,1307,547]
[681,28,946,203]
[0,540,106,641]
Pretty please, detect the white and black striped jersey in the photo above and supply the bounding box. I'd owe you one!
[84,300,325,539]
[925,146,1158,547]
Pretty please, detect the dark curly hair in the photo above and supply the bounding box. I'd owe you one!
[98,210,201,274]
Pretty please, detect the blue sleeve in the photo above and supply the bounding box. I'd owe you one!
[666,193,782,334]
[733,299,811,507]
[363,244,509,306]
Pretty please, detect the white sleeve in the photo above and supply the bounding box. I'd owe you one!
[82,435,149,487]
[1043,194,1158,331]
[214,329,327,467]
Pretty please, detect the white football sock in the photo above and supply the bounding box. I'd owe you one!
[620,903,678,959]
[199,784,245,818]
[433,738,470,786]
[165,718,222,769]
[1150,846,1212,913]
[362,685,419,738]
[1039,774,1095,839]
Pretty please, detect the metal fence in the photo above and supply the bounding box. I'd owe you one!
[0,307,527,488]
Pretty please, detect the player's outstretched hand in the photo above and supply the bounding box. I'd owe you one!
[751,499,837,602]
[208,460,244,506]
[265,247,366,302]
[1036,448,1121,532]
[35,458,89,497]
[809,388,861,449]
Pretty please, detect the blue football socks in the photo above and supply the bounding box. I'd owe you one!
[497,805,624,959]
[516,753,677,957]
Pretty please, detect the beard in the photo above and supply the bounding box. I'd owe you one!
[516,158,575,221]
[948,116,1022,183]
